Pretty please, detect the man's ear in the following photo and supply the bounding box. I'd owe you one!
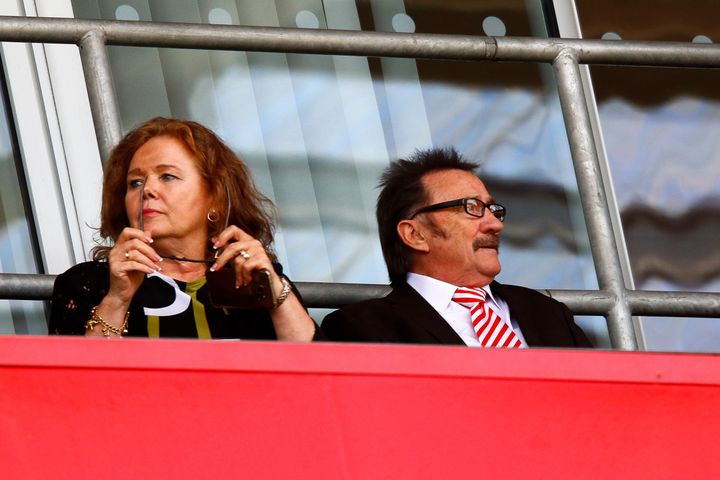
[397,219,430,253]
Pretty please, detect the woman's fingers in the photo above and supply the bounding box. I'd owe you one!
[109,228,162,277]
[212,241,271,285]
[210,226,276,287]
[211,225,251,250]
[116,239,163,271]
[116,226,154,245]
[117,259,158,276]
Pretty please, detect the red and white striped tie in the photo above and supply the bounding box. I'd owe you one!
[452,287,522,348]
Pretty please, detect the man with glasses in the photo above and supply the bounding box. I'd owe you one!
[322,147,591,348]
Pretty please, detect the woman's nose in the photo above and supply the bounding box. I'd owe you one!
[142,176,158,199]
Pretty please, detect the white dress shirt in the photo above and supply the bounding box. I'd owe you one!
[406,273,528,348]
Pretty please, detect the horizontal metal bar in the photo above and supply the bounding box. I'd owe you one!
[0,16,491,61]
[2,274,719,317]
[297,282,392,308]
[0,274,56,300]
[545,290,720,318]
[542,290,616,315]
[1,16,720,67]
[495,37,720,67]
[0,274,397,306]
[626,290,720,317]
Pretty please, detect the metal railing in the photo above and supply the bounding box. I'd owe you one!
[1,15,720,349]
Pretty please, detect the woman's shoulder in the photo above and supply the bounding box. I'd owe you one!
[57,260,109,278]
[55,260,110,289]
[50,261,110,335]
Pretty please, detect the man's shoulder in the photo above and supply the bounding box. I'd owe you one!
[324,292,395,320]
[493,281,592,348]
[322,297,387,341]
[321,284,419,341]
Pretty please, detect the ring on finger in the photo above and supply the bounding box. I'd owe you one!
[239,249,251,260]
[125,251,131,259]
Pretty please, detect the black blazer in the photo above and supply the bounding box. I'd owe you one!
[322,281,592,348]
[49,261,325,341]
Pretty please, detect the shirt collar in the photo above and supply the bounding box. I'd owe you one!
[406,272,498,311]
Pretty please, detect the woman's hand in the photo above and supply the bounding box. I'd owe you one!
[210,225,316,341]
[85,228,161,337]
[210,226,283,297]
[107,227,162,305]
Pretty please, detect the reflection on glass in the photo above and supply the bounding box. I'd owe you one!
[0,69,46,334]
[577,0,720,351]
[70,0,608,346]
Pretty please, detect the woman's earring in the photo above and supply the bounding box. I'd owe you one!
[207,208,220,223]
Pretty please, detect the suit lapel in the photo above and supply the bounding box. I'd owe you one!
[386,283,465,345]
[490,281,542,346]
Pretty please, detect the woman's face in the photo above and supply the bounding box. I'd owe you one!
[125,135,213,248]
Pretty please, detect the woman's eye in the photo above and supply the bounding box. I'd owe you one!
[128,179,144,189]
[160,173,178,181]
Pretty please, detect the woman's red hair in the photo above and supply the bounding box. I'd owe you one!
[93,117,276,260]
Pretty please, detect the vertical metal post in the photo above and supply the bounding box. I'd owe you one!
[78,29,122,164]
[552,49,637,350]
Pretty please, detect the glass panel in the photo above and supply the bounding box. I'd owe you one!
[576,0,720,351]
[0,62,47,335]
[71,0,607,346]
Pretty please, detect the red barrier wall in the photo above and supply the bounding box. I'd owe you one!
[1,336,719,479]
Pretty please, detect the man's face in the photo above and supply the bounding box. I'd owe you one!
[414,169,504,287]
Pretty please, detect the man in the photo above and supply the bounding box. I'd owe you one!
[322,147,592,348]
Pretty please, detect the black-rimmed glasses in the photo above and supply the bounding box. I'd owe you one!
[411,197,506,222]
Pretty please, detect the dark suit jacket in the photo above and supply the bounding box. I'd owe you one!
[322,281,592,348]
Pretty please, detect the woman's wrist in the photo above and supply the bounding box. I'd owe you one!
[273,277,292,309]
[85,305,129,337]
[101,292,132,311]
[85,296,131,337]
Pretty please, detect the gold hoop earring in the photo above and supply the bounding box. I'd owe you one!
[207,208,219,223]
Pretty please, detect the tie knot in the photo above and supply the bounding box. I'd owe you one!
[452,287,487,308]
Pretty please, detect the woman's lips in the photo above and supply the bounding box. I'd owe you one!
[142,208,160,217]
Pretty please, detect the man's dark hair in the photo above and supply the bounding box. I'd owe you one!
[376,146,480,284]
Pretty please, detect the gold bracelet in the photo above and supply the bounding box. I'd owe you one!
[273,277,292,309]
[85,305,129,337]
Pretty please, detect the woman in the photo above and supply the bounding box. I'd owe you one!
[50,117,319,341]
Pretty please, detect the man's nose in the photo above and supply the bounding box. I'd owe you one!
[482,212,504,234]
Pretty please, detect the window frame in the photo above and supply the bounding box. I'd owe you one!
[1,0,103,274]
